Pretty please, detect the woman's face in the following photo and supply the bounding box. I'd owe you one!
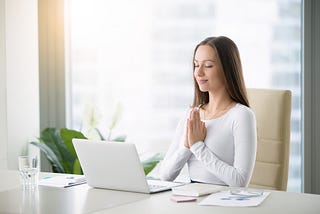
[194,45,225,93]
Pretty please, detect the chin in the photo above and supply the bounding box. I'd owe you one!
[199,87,209,92]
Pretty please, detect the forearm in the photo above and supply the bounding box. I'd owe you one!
[159,146,192,181]
[190,141,255,187]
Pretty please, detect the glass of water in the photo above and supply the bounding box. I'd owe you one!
[18,156,39,190]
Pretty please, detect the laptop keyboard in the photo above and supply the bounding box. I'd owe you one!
[148,184,166,191]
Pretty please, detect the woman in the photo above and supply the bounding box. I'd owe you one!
[159,36,257,187]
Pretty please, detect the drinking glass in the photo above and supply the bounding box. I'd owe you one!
[18,156,39,189]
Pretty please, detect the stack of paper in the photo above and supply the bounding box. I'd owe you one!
[39,175,87,188]
[199,190,270,207]
[172,183,223,197]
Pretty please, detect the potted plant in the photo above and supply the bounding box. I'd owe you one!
[31,104,162,175]
[31,128,162,175]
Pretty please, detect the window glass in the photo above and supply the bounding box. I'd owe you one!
[65,0,302,192]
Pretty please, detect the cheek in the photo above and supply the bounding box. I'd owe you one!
[214,67,224,80]
[208,69,219,79]
[209,69,225,85]
[218,71,226,84]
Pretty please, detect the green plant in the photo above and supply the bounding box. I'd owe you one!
[30,128,162,175]
[141,153,163,175]
[30,128,86,174]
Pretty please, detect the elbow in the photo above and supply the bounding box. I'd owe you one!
[159,173,174,181]
[227,171,250,187]
[158,164,174,181]
[228,179,247,188]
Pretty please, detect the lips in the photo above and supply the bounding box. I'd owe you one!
[197,79,208,85]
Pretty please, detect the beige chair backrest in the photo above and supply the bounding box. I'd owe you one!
[247,88,291,191]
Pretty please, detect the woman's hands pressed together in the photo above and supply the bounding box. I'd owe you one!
[184,108,207,148]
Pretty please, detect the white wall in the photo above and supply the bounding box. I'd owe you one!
[0,0,39,169]
[0,0,8,169]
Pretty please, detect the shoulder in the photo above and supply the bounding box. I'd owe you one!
[229,103,256,122]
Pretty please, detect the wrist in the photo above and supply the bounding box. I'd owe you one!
[189,139,203,146]
[190,141,204,152]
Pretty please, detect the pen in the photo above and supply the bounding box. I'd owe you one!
[66,176,86,184]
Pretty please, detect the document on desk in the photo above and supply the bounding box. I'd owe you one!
[172,183,223,197]
[39,175,87,188]
[198,190,270,207]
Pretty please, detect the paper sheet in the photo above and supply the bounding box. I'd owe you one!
[172,183,223,197]
[198,190,270,207]
[39,175,87,188]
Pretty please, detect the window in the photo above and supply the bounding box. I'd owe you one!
[65,0,302,192]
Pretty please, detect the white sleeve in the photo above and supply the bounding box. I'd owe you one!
[159,111,192,181]
[190,109,257,187]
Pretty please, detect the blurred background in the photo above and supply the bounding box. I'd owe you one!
[64,0,302,192]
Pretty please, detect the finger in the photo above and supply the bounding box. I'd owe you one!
[188,118,194,133]
[189,116,194,132]
[189,112,197,133]
[186,119,190,134]
[189,109,193,120]
[194,108,201,121]
[188,118,194,147]
[192,109,201,129]
[202,122,207,135]
[201,122,206,129]
[185,119,189,148]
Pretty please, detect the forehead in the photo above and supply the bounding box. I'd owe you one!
[194,45,218,61]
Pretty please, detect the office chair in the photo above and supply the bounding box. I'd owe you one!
[247,88,292,191]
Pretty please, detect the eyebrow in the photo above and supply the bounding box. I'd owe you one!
[194,59,215,63]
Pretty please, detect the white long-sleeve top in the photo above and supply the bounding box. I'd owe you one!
[159,103,257,187]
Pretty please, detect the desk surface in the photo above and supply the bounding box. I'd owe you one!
[1,170,320,214]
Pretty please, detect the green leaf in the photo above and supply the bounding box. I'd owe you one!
[30,141,64,173]
[40,128,64,162]
[40,128,75,174]
[95,128,106,140]
[112,135,126,142]
[73,158,83,175]
[59,148,76,174]
[60,128,87,158]
[141,153,163,175]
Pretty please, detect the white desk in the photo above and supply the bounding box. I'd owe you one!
[1,170,320,214]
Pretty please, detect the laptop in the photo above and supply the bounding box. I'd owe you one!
[72,139,183,194]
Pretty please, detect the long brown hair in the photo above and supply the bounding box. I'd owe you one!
[192,36,249,107]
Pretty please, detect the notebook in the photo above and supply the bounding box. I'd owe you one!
[72,139,182,194]
[172,183,223,197]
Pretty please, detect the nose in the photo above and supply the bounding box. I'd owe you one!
[195,65,205,77]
